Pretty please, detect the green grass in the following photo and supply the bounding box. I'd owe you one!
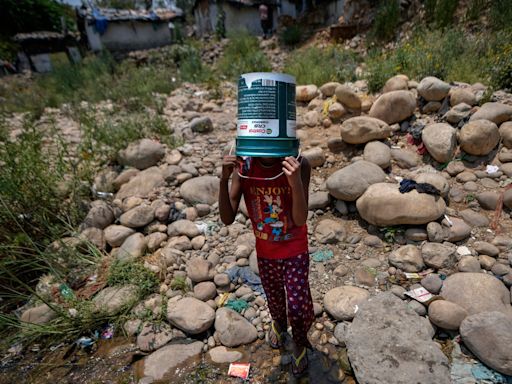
[425,0,459,29]
[284,45,360,85]
[364,28,512,92]
[490,0,512,31]
[216,30,271,81]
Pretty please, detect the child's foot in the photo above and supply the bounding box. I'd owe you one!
[291,346,308,376]
[267,321,283,349]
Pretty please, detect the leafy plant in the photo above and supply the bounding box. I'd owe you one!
[424,0,459,29]
[490,0,512,31]
[170,275,189,292]
[280,25,302,46]
[107,261,159,298]
[379,226,403,243]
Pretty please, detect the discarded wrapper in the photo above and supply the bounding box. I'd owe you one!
[404,287,434,303]
[404,269,434,279]
[228,363,250,379]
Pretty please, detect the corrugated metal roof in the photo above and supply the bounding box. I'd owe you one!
[13,32,66,42]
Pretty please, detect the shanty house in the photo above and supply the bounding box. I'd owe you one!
[84,6,183,52]
[192,0,352,36]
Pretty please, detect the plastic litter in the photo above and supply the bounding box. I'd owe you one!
[228,363,250,379]
[101,324,114,339]
[196,221,220,236]
[226,266,265,297]
[311,248,334,262]
[225,299,250,313]
[486,165,500,174]
[76,337,95,348]
[59,283,75,301]
[404,287,434,303]
[451,339,512,383]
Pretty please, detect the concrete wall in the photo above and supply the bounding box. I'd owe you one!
[325,0,345,25]
[195,1,279,36]
[86,21,172,52]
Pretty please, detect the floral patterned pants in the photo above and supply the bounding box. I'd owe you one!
[257,252,314,348]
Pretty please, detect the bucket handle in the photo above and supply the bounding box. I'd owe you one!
[228,143,302,181]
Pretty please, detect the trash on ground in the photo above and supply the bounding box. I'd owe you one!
[226,266,265,297]
[101,324,114,339]
[404,287,434,303]
[228,363,251,379]
[486,165,500,174]
[225,299,250,313]
[311,248,334,262]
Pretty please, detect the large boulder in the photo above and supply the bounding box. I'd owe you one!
[116,167,165,200]
[186,257,212,283]
[323,286,370,321]
[141,341,203,380]
[460,311,512,376]
[315,219,346,244]
[189,116,213,133]
[500,121,512,149]
[117,139,165,170]
[346,292,450,384]
[449,88,476,106]
[417,76,451,101]
[83,201,114,229]
[167,297,215,334]
[340,116,391,144]
[356,183,446,226]
[326,161,387,201]
[116,233,147,262]
[363,141,391,169]
[214,307,258,347]
[421,242,456,270]
[180,176,219,205]
[421,123,457,163]
[296,85,318,102]
[414,172,449,198]
[428,300,468,330]
[319,81,341,97]
[388,245,425,272]
[93,285,139,315]
[459,119,500,156]
[470,102,512,124]
[119,204,155,228]
[168,219,201,238]
[440,273,512,316]
[369,91,416,124]
[335,84,361,110]
[302,147,326,168]
[104,225,135,247]
[382,75,409,93]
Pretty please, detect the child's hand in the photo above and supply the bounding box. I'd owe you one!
[221,155,238,180]
[282,157,302,188]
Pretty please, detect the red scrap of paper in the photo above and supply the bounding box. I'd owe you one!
[228,363,250,379]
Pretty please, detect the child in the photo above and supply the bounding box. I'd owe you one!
[219,153,314,376]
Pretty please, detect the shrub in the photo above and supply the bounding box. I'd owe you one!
[216,31,271,81]
[280,25,302,46]
[365,28,492,92]
[465,0,487,22]
[424,0,459,29]
[107,261,159,298]
[369,0,401,42]
[284,46,360,86]
[490,0,512,31]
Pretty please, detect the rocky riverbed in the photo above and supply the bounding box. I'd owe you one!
[3,74,512,384]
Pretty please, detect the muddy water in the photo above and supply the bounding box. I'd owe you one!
[0,335,354,384]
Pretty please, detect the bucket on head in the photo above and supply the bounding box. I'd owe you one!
[236,72,298,158]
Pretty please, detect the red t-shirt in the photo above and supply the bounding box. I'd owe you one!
[239,158,308,259]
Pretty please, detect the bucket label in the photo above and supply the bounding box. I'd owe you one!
[237,75,296,138]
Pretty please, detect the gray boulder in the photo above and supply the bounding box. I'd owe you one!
[346,292,450,384]
[118,139,165,170]
[460,311,512,376]
[214,307,258,347]
[326,161,387,201]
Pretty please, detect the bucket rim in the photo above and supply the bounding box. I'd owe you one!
[240,72,296,85]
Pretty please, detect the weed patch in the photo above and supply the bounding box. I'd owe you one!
[284,46,360,85]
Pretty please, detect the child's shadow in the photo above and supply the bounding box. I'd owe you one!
[267,334,345,384]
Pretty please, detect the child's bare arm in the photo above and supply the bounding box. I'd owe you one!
[283,156,310,226]
[219,155,242,225]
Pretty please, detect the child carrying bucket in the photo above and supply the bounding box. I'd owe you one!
[218,73,314,376]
